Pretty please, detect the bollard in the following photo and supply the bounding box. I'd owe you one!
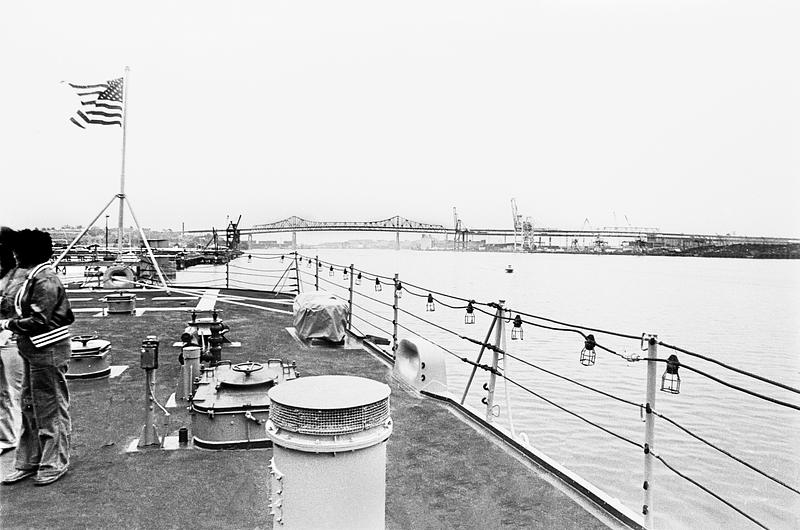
[178,427,188,446]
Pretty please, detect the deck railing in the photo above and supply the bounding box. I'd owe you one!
[61,251,799,530]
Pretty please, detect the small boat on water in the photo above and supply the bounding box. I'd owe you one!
[506,264,514,273]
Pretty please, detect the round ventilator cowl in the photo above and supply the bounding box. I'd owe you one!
[267,375,392,452]
[266,376,393,529]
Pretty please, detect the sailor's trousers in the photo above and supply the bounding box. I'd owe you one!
[0,340,23,450]
[14,340,71,473]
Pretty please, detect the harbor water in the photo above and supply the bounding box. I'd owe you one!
[177,249,800,529]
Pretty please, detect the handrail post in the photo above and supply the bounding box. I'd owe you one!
[392,273,399,358]
[293,252,301,293]
[642,333,658,529]
[501,308,515,437]
[347,264,354,330]
[484,300,504,422]
[225,251,230,289]
[314,255,319,291]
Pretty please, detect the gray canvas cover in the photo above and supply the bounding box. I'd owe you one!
[292,292,349,342]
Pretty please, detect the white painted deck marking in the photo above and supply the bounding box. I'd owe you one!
[146,307,192,311]
[68,297,94,302]
[109,365,128,378]
[152,296,197,301]
[125,439,140,453]
[161,435,181,451]
[195,289,220,311]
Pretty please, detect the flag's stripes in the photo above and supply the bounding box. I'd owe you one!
[86,110,121,119]
[68,83,106,89]
[68,77,123,128]
[76,109,121,126]
[95,102,122,111]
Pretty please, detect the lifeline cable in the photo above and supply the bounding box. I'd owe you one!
[502,373,644,450]
[658,340,800,396]
[401,284,471,310]
[399,278,493,306]
[396,306,494,352]
[499,308,800,411]
[678,362,800,412]
[351,287,396,309]
[406,267,799,393]
[351,313,394,340]
[503,306,642,341]
[502,351,641,408]
[652,452,770,530]
[652,409,800,495]
[351,300,395,326]
[473,305,634,361]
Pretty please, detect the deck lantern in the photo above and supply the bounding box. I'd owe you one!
[511,314,523,340]
[580,334,596,366]
[299,256,303,263]
[395,281,403,298]
[426,294,435,312]
[329,265,334,277]
[307,259,312,268]
[661,354,681,394]
[375,278,382,292]
[465,301,475,324]
[356,272,362,285]
[281,255,285,262]
[343,267,349,280]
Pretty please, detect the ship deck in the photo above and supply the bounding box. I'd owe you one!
[1,288,616,529]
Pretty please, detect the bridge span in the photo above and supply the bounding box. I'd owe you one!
[217,215,800,250]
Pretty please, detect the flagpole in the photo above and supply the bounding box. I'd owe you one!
[117,65,130,254]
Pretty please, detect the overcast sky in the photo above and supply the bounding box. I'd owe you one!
[1,1,797,237]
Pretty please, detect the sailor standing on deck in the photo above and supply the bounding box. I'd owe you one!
[0,227,23,454]
[0,229,75,486]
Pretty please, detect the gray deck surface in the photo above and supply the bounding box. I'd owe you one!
[0,288,607,529]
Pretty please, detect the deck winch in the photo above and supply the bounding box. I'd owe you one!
[67,335,111,379]
[191,359,298,450]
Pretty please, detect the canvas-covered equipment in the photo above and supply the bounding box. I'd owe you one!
[292,292,349,342]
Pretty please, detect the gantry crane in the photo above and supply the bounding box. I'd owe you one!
[510,198,534,251]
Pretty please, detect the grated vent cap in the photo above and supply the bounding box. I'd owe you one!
[268,375,391,436]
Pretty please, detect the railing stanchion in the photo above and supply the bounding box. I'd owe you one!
[225,250,230,289]
[642,333,658,529]
[392,273,399,358]
[485,300,505,422]
[293,252,301,293]
[314,255,319,291]
[347,264,354,330]
[460,306,500,405]
[501,308,515,437]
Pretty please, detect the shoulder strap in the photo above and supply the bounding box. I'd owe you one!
[14,263,52,317]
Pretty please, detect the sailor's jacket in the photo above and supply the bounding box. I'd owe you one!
[5,265,74,353]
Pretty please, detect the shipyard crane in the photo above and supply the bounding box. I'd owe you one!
[510,198,534,251]
[226,214,242,251]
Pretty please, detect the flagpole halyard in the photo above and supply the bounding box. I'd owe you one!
[117,65,130,254]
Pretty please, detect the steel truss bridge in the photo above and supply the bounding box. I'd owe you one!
[221,215,800,249]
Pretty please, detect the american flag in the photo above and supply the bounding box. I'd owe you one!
[68,78,124,128]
